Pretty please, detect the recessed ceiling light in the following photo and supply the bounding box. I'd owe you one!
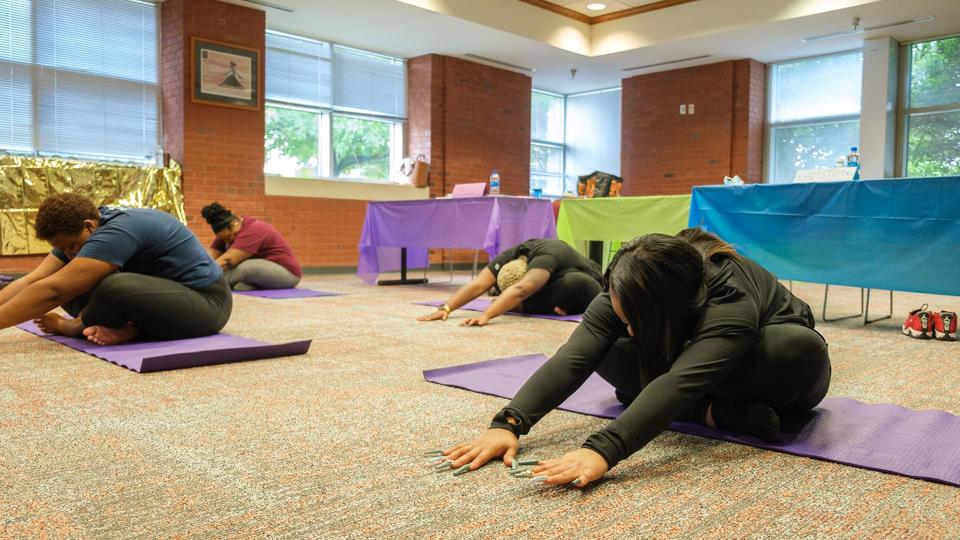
[586,3,607,11]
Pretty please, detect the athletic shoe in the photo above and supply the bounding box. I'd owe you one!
[932,310,957,342]
[901,304,933,339]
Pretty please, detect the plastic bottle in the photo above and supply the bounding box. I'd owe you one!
[846,147,860,169]
[489,170,501,195]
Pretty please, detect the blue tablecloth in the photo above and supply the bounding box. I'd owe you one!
[689,177,960,296]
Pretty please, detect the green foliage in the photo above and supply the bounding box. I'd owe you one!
[265,107,318,176]
[906,36,960,177]
[907,111,960,177]
[771,121,859,182]
[332,115,390,180]
[264,106,392,180]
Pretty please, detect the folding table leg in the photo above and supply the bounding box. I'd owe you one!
[863,289,893,325]
[377,248,429,286]
[821,284,864,322]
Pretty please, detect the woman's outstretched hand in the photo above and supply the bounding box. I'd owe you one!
[460,314,491,326]
[443,428,520,473]
[417,309,449,322]
[529,448,609,488]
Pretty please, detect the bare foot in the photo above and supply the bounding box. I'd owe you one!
[82,322,140,345]
[553,306,569,316]
[33,312,84,337]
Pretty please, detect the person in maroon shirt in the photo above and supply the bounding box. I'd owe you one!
[201,202,303,290]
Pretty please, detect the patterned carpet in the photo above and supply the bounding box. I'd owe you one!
[1,274,958,538]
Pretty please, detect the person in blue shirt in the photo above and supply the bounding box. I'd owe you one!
[0,193,232,345]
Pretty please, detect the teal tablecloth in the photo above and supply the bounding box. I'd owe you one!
[689,177,960,295]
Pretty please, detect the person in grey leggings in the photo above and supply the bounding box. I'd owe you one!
[201,202,303,290]
[224,258,299,291]
[0,194,231,345]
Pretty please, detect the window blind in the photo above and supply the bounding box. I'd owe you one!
[265,32,406,120]
[331,44,406,119]
[0,0,160,162]
[265,31,332,108]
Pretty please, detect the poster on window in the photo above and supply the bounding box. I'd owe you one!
[191,38,260,110]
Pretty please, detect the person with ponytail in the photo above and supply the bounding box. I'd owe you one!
[436,228,830,487]
[200,202,302,291]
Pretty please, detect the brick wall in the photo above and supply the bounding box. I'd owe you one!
[408,55,532,197]
[406,54,532,263]
[166,0,367,267]
[621,59,766,195]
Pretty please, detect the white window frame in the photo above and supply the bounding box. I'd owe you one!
[530,89,566,197]
[897,33,960,178]
[264,31,406,184]
[0,0,161,164]
[764,49,863,183]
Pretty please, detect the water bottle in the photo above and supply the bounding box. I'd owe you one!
[846,147,860,169]
[489,170,501,195]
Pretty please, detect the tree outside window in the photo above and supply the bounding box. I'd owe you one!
[904,36,960,177]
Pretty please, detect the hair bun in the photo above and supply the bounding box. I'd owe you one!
[201,202,231,224]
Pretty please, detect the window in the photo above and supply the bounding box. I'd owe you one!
[530,90,565,196]
[264,31,405,182]
[0,0,160,163]
[565,88,620,192]
[767,51,863,183]
[902,35,960,177]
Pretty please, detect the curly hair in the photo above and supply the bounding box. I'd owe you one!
[34,193,100,240]
[496,258,528,292]
[200,202,237,232]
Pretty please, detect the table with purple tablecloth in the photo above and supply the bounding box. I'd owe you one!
[357,196,557,284]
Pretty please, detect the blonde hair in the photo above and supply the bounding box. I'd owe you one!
[497,258,528,291]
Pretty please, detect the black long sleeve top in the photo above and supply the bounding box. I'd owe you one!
[490,253,815,468]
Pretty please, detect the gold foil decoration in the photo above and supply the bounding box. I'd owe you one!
[0,155,185,256]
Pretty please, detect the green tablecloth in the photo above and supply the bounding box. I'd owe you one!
[556,195,691,266]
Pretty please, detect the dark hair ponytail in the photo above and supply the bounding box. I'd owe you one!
[675,227,739,262]
[200,202,237,233]
[605,233,708,383]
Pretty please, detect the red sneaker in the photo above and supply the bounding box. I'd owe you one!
[932,311,957,342]
[901,304,933,339]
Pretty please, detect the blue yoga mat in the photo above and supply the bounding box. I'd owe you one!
[424,354,960,487]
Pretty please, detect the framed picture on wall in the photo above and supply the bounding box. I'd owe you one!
[190,37,260,110]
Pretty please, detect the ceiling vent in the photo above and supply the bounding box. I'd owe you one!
[464,54,535,73]
[802,15,934,42]
[623,54,711,71]
[236,0,294,13]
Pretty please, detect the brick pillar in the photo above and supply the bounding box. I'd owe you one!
[621,59,766,195]
[731,59,766,183]
[407,55,447,198]
[407,55,531,198]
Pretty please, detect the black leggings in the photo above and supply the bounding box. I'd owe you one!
[597,323,831,418]
[521,271,602,315]
[63,273,233,340]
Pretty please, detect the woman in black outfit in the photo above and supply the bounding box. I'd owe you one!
[440,228,831,487]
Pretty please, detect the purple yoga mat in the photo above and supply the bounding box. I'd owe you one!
[416,300,583,322]
[17,320,311,373]
[233,288,341,299]
[424,354,960,487]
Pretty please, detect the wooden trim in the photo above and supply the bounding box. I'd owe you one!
[515,0,592,24]
[517,0,698,25]
[189,37,262,111]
